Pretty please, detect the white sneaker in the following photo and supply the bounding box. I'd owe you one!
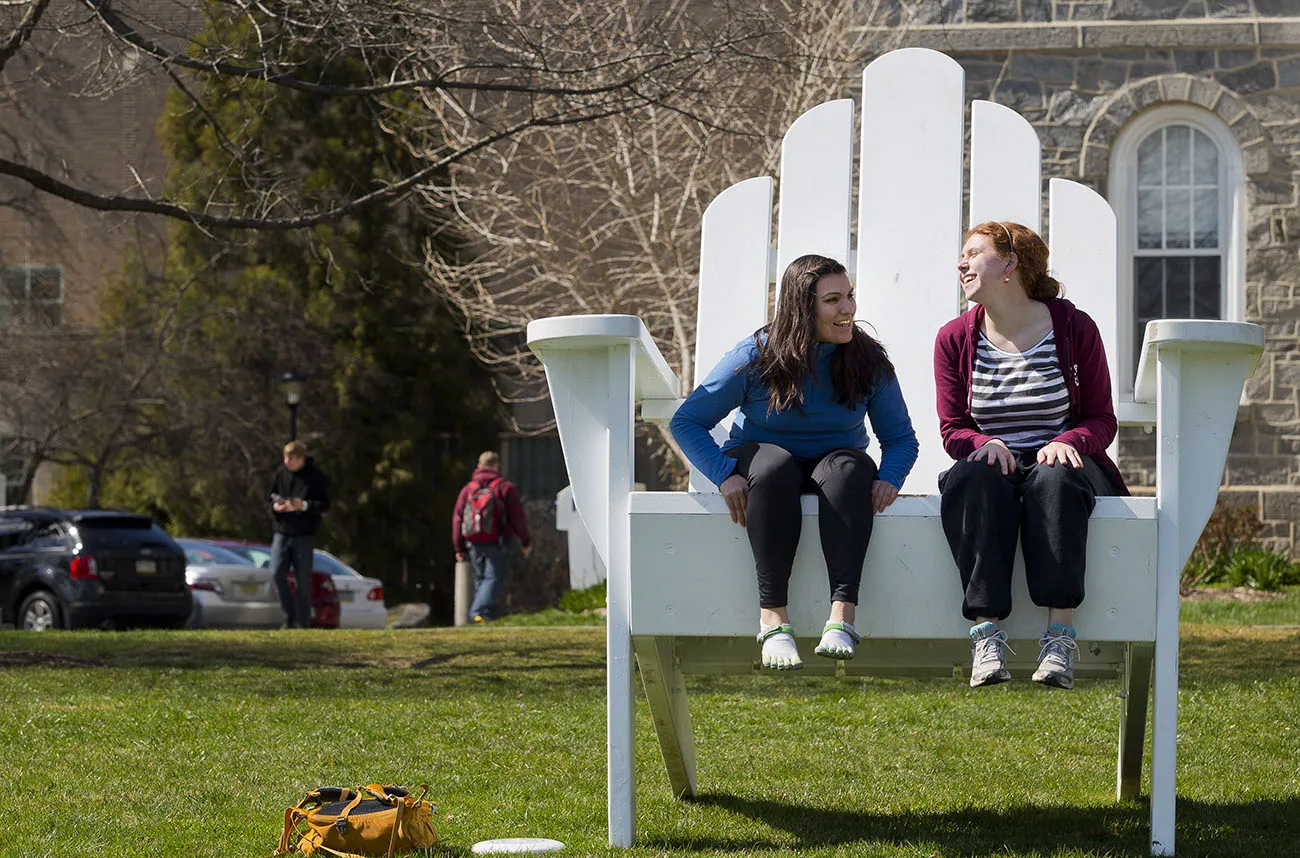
[1032,623,1078,690]
[969,621,1013,687]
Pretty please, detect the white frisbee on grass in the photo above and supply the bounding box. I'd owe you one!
[471,837,565,854]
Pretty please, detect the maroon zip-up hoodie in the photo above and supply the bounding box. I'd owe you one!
[933,297,1128,495]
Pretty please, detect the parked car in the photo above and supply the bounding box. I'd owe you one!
[0,507,191,631]
[190,538,385,629]
[179,539,291,629]
[309,550,387,629]
[184,538,340,629]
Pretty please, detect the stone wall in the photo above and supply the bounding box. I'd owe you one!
[881,0,1297,25]
[866,6,1300,552]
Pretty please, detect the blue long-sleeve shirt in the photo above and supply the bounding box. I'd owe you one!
[670,337,919,489]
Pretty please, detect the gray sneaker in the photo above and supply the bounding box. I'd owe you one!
[1032,623,1078,689]
[969,621,1013,687]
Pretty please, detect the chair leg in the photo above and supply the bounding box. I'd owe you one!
[1117,642,1154,801]
[633,635,698,799]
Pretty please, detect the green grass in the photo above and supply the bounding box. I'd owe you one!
[487,607,606,627]
[1,622,1297,858]
[1178,585,1300,628]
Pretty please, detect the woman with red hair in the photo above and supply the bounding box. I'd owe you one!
[934,222,1128,690]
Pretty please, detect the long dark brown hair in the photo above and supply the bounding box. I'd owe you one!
[753,254,894,413]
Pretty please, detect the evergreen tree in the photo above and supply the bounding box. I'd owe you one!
[81,8,501,617]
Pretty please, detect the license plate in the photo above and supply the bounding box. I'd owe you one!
[237,582,262,598]
[136,560,157,575]
[337,591,354,602]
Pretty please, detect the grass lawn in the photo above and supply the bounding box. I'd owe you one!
[2,593,1298,858]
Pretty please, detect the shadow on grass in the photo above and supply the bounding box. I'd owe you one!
[646,794,1300,856]
[0,628,606,687]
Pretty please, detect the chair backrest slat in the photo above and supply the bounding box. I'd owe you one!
[1047,177,1121,461]
[969,100,1042,233]
[690,177,774,491]
[856,48,965,494]
[774,98,856,298]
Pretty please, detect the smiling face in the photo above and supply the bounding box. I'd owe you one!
[957,232,1014,304]
[813,271,856,344]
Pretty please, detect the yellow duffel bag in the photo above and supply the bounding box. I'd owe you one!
[278,784,438,858]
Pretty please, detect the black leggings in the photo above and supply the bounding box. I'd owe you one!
[938,452,1117,622]
[725,442,877,609]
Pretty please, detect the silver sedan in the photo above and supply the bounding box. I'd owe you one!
[177,539,283,628]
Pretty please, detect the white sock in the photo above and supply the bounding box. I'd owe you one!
[819,622,857,653]
[759,624,801,667]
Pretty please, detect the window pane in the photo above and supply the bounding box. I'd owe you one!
[30,301,60,327]
[1166,188,1190,248]
[1138,189,1164,249]
[1166,125,1190,184]
[1136,258,1165,319]
[1193,188,1218,249]
[1138,131,1163,186]
[1,267,26,303]
[1165,259,1192,317]
[1192,130,1218,185]
[28,268,60,303]
[1134,258,1165,378]
[1193,257,1221,318]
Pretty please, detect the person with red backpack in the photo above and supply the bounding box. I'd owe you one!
[452,450,531,622]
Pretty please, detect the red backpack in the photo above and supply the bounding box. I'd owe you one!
[460,478,504,543]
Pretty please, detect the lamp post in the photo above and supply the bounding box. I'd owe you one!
[279,371,307,441]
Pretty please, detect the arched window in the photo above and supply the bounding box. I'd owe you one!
[1109,106,1245,406]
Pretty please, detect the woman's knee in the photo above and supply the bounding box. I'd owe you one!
[940,457,1010,497]
[1023,460,1094,502]
[813,448,878,491]
[742,443,803,493]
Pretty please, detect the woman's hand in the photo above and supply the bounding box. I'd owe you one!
[719,474,749,526]
[871,480,899,514]
[1037,441,1082,468]
[967,439,1016,474]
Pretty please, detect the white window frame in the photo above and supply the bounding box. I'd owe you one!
[1108,105,1245,410]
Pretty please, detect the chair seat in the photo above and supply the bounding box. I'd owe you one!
[628,493,1157,643]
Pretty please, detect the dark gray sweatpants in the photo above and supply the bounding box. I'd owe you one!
[939,451,1118,622]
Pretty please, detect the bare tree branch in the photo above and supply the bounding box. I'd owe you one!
[420,0,909,452]
[0,0,49,74]
[0,99,636,228]
[0,0,790,229]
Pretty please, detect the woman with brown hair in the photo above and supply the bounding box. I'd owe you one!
[671,254,919,669]
[935,222,1128,690]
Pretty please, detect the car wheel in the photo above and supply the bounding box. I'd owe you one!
[19,591,62,632]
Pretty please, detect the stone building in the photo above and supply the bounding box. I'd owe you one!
[858,1,1300,552]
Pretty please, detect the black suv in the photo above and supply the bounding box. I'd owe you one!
[0,508,191,631]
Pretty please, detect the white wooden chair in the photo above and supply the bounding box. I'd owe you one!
[526,48,1263,857]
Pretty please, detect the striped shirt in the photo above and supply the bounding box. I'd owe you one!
[971,330,1071,452]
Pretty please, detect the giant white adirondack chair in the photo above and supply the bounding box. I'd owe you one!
[526,48,1263,857]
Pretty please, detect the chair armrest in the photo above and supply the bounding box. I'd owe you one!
[1133,320,1263,404]
[640,399,684,424]
[1133,319,1264,574]
[527,314,680,401]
